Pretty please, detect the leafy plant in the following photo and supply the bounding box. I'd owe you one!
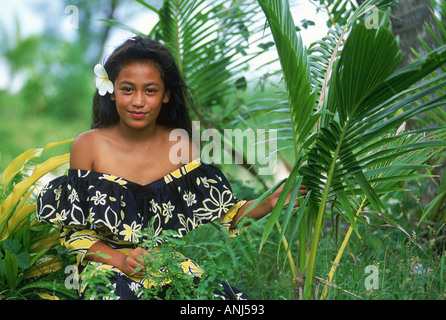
[136,220,223,300]
[0,239,29,294]
[0,139,76,299]
[256,0,446,299]
[80,253,118,300]
[409,5,446,226]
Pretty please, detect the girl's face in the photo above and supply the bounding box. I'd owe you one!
[111,60,170,132]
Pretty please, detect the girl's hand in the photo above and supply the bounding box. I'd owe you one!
[121,247,152,277]
[268,183,307,210]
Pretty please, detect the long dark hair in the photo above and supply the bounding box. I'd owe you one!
[92,36,193,136]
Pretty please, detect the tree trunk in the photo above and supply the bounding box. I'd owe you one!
[390,0,439,66]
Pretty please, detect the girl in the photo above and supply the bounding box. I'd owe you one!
[37,36,305,299]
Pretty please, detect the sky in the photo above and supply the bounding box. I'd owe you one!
[0,0,328,43]
[0,0,330,88]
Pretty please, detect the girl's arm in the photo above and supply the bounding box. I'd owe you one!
[61,227,151,277]
[86,242,151,277]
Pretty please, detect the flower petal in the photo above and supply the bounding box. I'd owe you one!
[98,86,106,96]
[97,80,113,96]
[104,80,114,94]
[94,64,114,96]
[96,77,105,90]
[94,64,107,77]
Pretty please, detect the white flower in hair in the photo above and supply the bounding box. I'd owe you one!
[94,64,114,96]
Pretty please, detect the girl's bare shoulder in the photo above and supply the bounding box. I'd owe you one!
[70,128,112,170]
[72,128,109,150]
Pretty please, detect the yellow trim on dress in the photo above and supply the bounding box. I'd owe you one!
[164,158,201,183]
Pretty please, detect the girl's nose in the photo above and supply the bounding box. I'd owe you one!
[132,91,144,107]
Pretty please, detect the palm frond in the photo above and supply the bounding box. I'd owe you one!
[258,0,446,299]
[302,26,446,215]
[154,0,264,115]
[258,0,317,155]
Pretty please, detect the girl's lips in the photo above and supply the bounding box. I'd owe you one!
[129,112,146,119]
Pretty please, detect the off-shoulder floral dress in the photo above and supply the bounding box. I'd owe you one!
[36,158,248,300]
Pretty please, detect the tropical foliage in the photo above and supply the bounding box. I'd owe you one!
[0,139,76,299]
[0,0,445,300]
[256,0,446,298]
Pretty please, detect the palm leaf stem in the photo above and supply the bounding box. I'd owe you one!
[303,120,350,299]
[316,27,347,118]
[274,220,297,279]
[320,197,367,299]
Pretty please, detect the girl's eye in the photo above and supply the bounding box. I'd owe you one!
[121,87,133,92]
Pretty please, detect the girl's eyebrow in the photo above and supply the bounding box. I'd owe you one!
[118,80,161,87]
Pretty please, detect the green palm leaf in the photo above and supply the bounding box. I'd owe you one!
[258,0,446,299]
[154,0,263,115]
[328,24,401,122]
[258,0,316,152]
[305,26,446,298]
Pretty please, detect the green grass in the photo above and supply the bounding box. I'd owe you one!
[308,222,445,300]
[170,210,445,300]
